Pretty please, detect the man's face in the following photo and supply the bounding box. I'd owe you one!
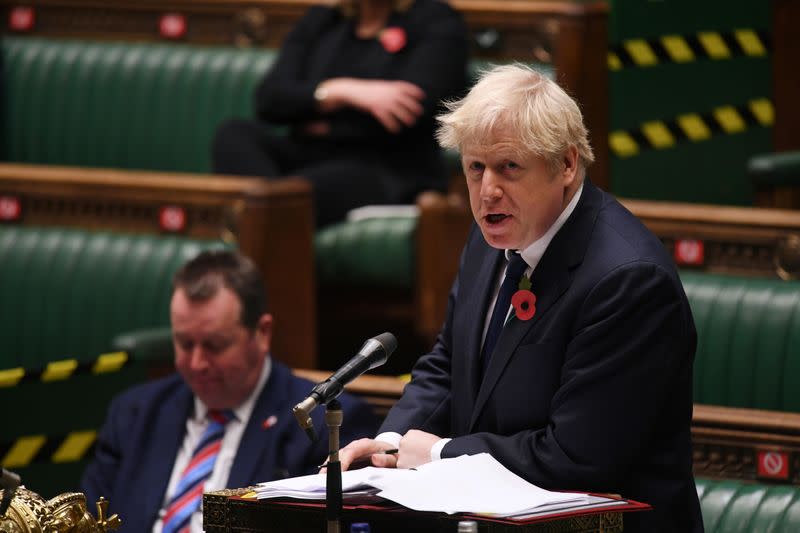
[463,128,578,250]
[171,287,271,410]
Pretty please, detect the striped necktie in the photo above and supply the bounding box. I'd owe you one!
[162,409,235,533]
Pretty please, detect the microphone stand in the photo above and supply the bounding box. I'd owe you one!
[325,399,343,533]
[292,334,397,532]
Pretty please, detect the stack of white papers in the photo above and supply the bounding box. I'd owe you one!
[255,453,620,519]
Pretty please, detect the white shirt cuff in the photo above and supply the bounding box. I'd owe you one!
[430,438,451,461]
[375,432,402,448]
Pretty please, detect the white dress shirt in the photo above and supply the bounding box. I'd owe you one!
[152,357,272,533]
[376,182,585,460]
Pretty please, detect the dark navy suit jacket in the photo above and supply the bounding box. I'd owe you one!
[381,181,703,532]
[81,360,378,533]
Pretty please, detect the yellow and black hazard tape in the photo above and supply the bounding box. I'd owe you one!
[609,98,773,159]
[0,351,129,388]
[0,430,97,468]
[609,29,769,70]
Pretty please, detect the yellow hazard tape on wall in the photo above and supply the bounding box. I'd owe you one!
[2,435,47,469]
[92,351,129,374]
[0,352,130,387]
[52,431,97,464]
[41,359,78,382]
[1,431,97,468]
[609,29,769,70]
[0,367,25,388]
[609,98,773,158]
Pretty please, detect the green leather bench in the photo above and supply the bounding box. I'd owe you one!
[697,477,800,532]
[682,271,800,412]
[750,150,800,209]
[0,225,229,497]
[315,215,417,290]
[2,36,275,172]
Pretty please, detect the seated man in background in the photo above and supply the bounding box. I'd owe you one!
[81,250,378,533]
[212,0,469,227]
[339,64,703,532]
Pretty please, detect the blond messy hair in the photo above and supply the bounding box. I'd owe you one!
[436,63,594,175]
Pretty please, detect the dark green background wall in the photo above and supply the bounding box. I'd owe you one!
[609,0,772,205]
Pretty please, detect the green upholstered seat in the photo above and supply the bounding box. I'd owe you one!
[697,477,800,532]
[315,215,417,289]
[681,271,800,412]
[0,225,229,369]
[2,36,276,173]
[0,225,229,498]
[749,151,800,188]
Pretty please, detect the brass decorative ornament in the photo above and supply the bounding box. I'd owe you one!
[0,488,120,533]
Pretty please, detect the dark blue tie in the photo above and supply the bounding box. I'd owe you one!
[482,252,529,374]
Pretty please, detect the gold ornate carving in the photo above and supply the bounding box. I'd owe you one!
[0,488,120,533]
[207,487,255,498]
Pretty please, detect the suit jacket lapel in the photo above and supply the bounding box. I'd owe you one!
[452,239,503,434]
[227,362,287,489]
[142,384,193,523]
[469,181,603,430]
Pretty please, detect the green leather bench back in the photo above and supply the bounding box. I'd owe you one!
[682,271,800,412]
[2,36,276,172]
[315,216,417,289]
[0,225,230,498]
[0,225,229,368]
[697,477,800,532]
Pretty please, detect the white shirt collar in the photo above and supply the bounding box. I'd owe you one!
[507,182,584,269]
[192,355,272,424]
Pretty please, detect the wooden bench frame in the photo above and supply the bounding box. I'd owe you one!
[0,163,317,369]
[295,369,800,485]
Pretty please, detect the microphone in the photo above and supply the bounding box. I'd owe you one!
[293,332,397,441]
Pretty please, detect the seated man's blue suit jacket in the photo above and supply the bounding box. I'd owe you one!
[81,360,378,533]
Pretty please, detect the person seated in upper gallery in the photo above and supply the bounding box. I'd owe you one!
[212,0,469,228]
[80,250,378,533]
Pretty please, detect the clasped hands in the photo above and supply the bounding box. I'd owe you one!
[336,429,441,471]
[311,77,425,134]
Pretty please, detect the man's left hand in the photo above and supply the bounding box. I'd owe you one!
[397,430,441,469]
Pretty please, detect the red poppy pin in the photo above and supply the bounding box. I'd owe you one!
[511,277,536,321]
[379,27,407,53]
[262,415,278,430]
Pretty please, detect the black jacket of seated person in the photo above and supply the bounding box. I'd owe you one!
[212,0,469,227]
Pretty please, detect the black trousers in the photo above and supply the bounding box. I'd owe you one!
[212,119,390,228]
